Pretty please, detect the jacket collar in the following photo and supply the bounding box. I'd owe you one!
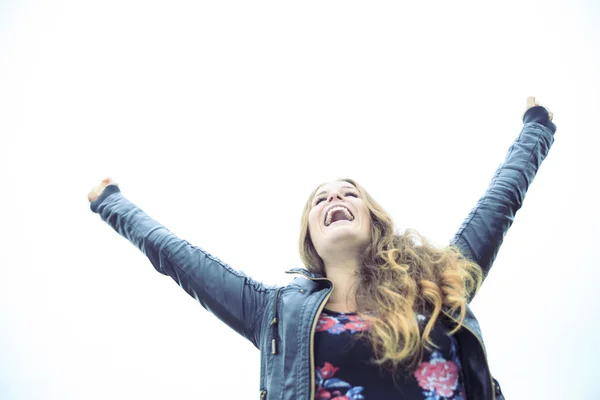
[285,268,478,331]
[285,267,324,280]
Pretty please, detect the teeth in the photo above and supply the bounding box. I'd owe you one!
[325,206,355,226]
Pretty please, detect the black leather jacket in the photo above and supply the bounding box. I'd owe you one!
[90,106,556,400]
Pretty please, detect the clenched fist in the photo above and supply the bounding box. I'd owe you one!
[88,177,118,203]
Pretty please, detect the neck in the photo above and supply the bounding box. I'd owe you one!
[322,256,361,312]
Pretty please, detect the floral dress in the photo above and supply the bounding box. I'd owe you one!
[314,309,467,400]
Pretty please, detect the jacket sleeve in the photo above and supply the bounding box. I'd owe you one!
[450,106,556,281]
[90,185,271,349]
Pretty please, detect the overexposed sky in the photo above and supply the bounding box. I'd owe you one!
[1,0,599,398]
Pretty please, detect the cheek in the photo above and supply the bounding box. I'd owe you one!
[307,209,320,235]
[359,207,372,234]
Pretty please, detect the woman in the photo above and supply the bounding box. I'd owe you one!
[88,97,556,399]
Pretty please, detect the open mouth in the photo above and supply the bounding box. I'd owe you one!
[324,205,355,226]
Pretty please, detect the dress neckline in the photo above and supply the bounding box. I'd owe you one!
[322,308,358,315]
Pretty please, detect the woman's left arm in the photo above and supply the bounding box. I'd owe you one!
[450,97,557,280]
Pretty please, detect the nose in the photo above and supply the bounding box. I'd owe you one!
[327,191,344,203]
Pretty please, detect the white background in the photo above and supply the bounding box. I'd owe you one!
[1,0,599,398]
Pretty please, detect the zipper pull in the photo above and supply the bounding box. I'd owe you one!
[260,389,267,399]
[270,316,278,354]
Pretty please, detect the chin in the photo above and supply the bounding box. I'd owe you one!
[323,228,370,249]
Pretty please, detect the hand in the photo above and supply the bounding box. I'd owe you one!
[88,177,118,203]
[524,96,553,121]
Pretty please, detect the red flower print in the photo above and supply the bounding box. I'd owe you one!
[319,362,340,380]
[317,316,337,332]
[344,321,368,332]
[315,362,364,400]
[331,392,349,400]
[414,352,459,397]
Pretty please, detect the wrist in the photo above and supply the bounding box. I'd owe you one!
[523,106,557,134]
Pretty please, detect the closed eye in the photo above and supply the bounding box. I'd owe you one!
[314,197,326,206]
[314,192,357,206]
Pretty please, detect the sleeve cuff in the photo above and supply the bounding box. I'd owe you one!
[90,184,122,213]
[522,105,557,134]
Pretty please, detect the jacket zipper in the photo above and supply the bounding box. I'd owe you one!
[442,310,495,400]
[261,287,282,399]
[271,287,282,354]
[286,271,334,400]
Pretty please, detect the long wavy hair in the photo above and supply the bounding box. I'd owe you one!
[299,178,483,373]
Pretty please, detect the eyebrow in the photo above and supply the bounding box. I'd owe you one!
[314,185,357,200]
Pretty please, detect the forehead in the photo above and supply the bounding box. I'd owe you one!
[314,181,357,197]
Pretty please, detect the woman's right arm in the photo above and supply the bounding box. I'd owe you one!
[88,181,272,349]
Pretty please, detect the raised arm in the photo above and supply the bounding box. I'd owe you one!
[89,183,272,348]
[450,98,557,282]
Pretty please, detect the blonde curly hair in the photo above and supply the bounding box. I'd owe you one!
[299,178,483,372]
